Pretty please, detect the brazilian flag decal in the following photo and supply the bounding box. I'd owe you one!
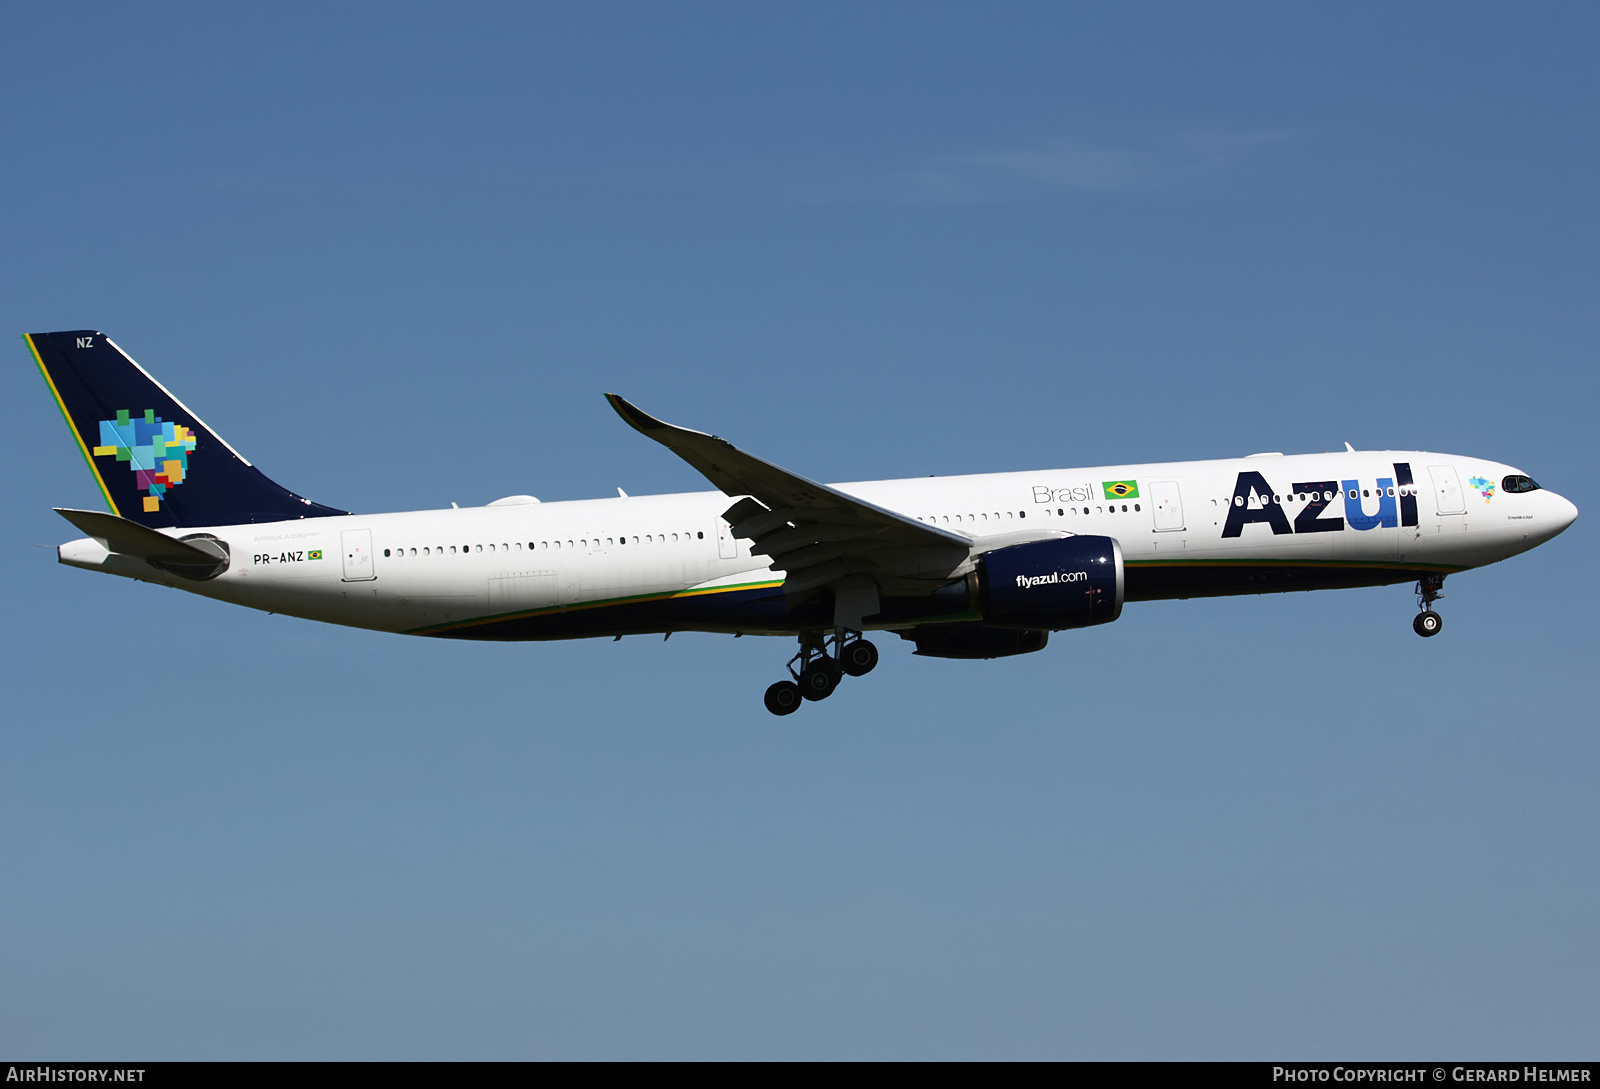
[1103,480,1139,500]
[308,550,323,560]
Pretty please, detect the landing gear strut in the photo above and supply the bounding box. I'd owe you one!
[764,628,878,715]
[1413,574,1445,637]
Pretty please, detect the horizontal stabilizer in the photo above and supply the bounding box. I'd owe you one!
[55,507,228,576]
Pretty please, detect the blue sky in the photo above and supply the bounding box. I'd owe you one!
[4,3,1596,1058]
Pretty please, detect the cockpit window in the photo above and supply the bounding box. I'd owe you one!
[1502,475,1541,493]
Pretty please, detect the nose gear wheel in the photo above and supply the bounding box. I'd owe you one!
[1413,575,1445,638]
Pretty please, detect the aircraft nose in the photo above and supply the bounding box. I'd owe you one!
[1554,492,1579,531]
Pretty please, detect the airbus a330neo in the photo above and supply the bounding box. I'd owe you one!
[28,331,1578,715]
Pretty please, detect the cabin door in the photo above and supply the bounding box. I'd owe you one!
[341,529,376,581]
[1150,480,1185,532]
[1429,465,1466,516]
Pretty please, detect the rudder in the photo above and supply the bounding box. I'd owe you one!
[26,330,348,529]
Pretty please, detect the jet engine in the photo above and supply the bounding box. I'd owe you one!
[903,623,1049,659]
[972,534,1123,630]
[975,533,1122,629]
[898,535,1123,659]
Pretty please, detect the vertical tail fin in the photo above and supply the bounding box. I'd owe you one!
[26,330,348,528]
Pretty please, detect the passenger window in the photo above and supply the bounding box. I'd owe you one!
[450,546,457,554]
[697,531,704,539]
[383,549,390,557]
[475,544,482,553]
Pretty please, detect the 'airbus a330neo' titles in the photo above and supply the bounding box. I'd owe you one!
[27,331,1578,715]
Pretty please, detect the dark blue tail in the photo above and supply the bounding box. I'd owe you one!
[27,330,348,529]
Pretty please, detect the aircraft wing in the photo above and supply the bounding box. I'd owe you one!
[605,394,972,596]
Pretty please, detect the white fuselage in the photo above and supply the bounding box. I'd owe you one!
[58,449,1578,640]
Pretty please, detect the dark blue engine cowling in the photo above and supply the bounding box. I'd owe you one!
[977,535,1123,630]
[903,623,1049,659]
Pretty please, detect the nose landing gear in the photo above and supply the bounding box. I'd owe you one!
[765,628,879,715]
[1413,574,1445,637]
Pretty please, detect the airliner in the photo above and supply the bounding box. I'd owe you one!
[27,330,1579,715]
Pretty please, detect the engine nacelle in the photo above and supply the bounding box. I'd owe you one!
[975,534,1123,630]
[903,624,1049,659]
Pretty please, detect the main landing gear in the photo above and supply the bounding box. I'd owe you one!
[763,629,880,716]
[1413,574,1445,638]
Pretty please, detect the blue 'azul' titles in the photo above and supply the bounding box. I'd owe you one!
[1342,477,1396,530]
[1223,463,1418,538]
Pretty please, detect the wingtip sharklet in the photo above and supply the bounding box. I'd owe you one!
[604,393,667,434]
